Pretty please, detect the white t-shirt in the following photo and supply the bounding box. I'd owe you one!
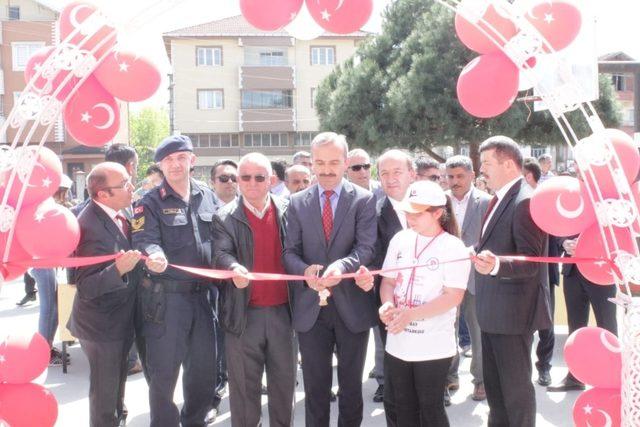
[381,229,471,362]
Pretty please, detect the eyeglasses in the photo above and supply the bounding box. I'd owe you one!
[216,174,237,183]
[349,163,371,172]
[101,178,133,191]
[239,174,267,183]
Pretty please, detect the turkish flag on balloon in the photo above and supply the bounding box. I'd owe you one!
[64,75,120,147]
[306,0,373,34]
[525,0,582,53]
[24,46,80,102]
[573,387,621,427]
[93,51,161,102]
[59,1,116,60]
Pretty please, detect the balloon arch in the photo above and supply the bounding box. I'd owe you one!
[0,1,637,425]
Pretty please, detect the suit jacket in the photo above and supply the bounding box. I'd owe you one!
[450,187,491,294]
[213,195,289,336]
[283,180,378,334]
[475,179,552,335]
[68,201,140,341]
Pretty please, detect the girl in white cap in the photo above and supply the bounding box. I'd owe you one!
[356,180,471,426]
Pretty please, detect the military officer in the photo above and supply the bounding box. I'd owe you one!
[132,135,217,427]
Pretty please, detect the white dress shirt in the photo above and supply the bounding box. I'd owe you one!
[450,188,472,226]
[388,197,408,230]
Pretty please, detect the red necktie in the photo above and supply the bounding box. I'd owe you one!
[116,214,129,238]
[322,190,334,241]
[480,195,499,234]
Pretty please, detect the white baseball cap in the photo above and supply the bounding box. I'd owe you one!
[60,174,73,189]
[398,180,447,213]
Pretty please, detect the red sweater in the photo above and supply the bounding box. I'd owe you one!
[244,202,288,307]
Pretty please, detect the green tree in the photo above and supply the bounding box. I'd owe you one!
[316,0,621,167]
[129,107,169,177]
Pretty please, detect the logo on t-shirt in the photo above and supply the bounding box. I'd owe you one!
[426,257,439,270]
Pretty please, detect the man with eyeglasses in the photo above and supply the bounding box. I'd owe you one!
[414,156,441,183]
[213,152,295,426]
[284,164,311,195]
[132,135,218,427]
[210,159,239,208]
[346,148,383,199]
[68,162,144,427]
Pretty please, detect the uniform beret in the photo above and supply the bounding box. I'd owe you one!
[154,135,193,162]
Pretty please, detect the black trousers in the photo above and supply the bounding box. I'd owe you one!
[563,271,617,335]
[384,352,452,427]
[298,300,369,427]
[144,291,216,427]
[24,271,36,295]
[536,283,555,373]
[79,337,132,427]
[482,332,536,427]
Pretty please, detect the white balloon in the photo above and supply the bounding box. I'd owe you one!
[285,4,324,41]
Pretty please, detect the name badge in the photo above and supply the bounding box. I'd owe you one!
[163,208,184,215]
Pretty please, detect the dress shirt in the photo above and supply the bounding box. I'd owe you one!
[451,188,472,226]
[388,196,408,230]
[94,200,127,236]
[318,180,344,216]
[243,196,271,219]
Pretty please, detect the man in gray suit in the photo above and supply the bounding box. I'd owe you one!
[283,132,378,427]
[473,136,552,427]
[68,162,145,427]
[445,155,491,403]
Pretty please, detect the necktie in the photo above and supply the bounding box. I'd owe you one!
[116,214,129,238]
[322,190,334,242]
[480,195,499,235]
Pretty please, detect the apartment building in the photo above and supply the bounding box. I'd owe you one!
[162,15,369,175]
[0,0,130,179]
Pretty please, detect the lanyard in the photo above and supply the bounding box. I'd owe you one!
[398,230,445,308]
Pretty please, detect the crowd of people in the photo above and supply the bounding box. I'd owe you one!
[14,133,619,427]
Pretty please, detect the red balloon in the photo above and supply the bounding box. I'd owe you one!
[573,388,621,427]
[575,223,635,285]
[530,176,596,237]
[241,0,303,31]
[58,2,116,61]
[24,46,80,102]
[15,198,80,259]
[0,232,32,281]
[565,327,622,389]
[578,129,640,198]
[457,53,519,118]
[455,3,518,54]
[63,75,120,147]
[0,146,62,208]
[526,1,582,53]
[0,383,58,427]
[307,0,373,34]
[0,332,50,383]
[93,51,161,102]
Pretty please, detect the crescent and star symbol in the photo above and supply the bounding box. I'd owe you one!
[599,330,622,353]
[119,62,129,72]
[80,104,115,130]
[317,0,345,21]
[555,192,584,219]
[69,4,92,33]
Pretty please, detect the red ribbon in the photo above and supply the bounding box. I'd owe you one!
[3,253,620,283]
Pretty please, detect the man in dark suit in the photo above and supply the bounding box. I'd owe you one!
[473,136,552,427]
[283,132,378,427]
[68,162,145,427]
[369,149,415,403]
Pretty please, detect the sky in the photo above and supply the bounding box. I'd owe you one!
[42,0,640,109]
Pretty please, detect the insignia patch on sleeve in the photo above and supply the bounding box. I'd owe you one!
[134,206,144,215]
[131,217,145,233]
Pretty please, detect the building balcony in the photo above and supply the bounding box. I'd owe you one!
[239,66,295,90]
[239,108,295,132]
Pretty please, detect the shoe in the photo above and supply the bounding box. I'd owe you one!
[447,378,459,391]
[444,388,452,407]
[368,369,377,379]
[537,370,552,387]
[205,407,218,425]
[261,385,268,395]
[127,361,143,376]
[51,347,70,362]
[49,352,63,367]
[373,385,384,403]
[547,375,585,392]
[330,390,337,402]
[16,293,36,306]
[471,383,486,401]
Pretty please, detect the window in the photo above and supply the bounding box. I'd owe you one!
[12,42,45,71]
[294,132,316,146]
[311,46,335,65]
[244,47,287,66]
[243,133,289,147]
[623,108,635,126]
[530,146,548,159]
[311,88,317,109]
[241,90,293,109]
[185,133,238,148]
[196,47,222,66]
[197,90,223,110]
[8,6,19,20]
